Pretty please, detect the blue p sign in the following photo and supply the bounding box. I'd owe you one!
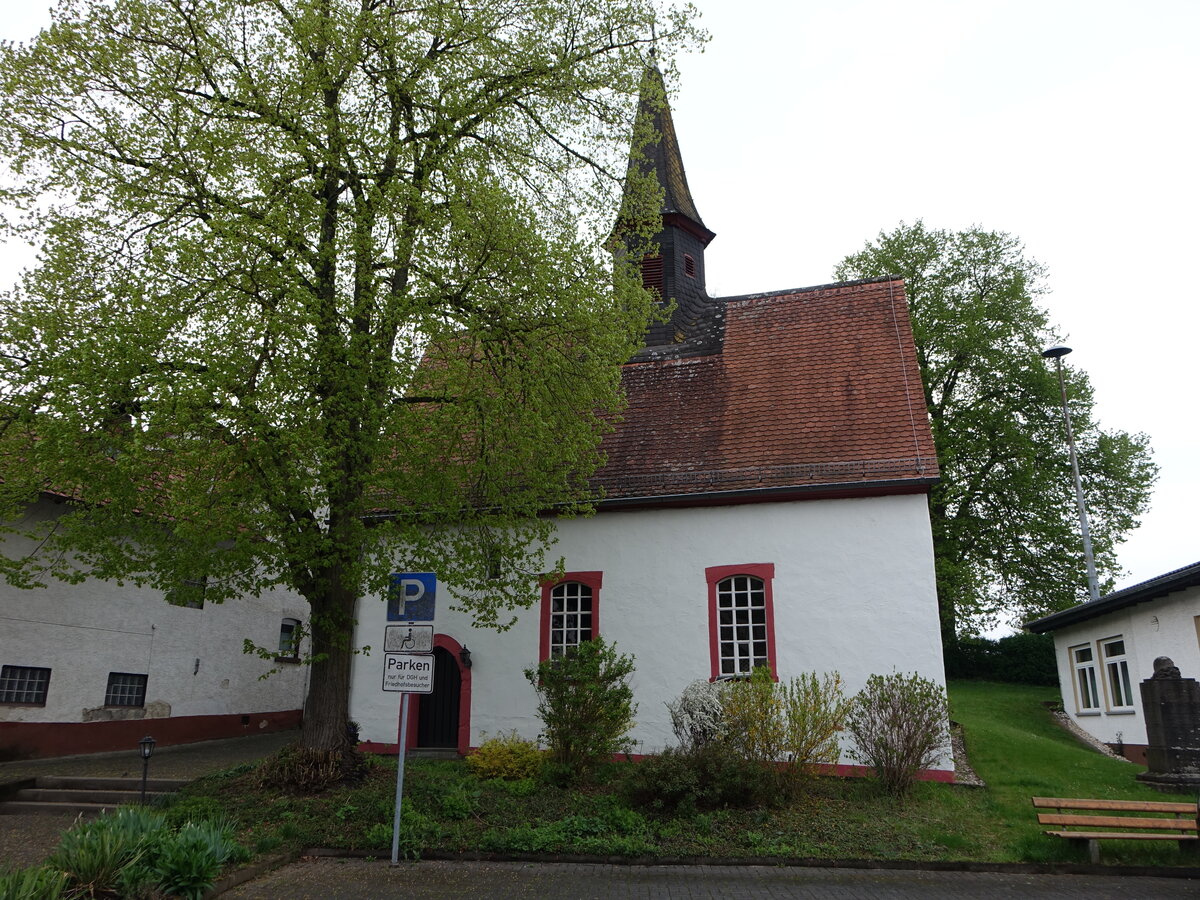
[387,573,437,622]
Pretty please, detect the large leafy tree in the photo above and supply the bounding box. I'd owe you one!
[0,0,700,756]
[835,222,1156,639]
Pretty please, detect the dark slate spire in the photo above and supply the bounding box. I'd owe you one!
[618,66,723,361]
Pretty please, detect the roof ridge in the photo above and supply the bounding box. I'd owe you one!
[718,274,903,303]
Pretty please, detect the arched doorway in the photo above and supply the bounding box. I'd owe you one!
[409,635,471,755]
[417,647,459,748]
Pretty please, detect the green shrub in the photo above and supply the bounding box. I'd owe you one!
[524,637,637,778]
[152,824,228,900]
[780,671,851,775]
[0,866,68,900]
[943,632,1057,685]
[720,666,784,765]
[256,741,366,792]
[466,731,544,780]
[846,671,950,796]
[622,744,777,815]
[48,809,162,897]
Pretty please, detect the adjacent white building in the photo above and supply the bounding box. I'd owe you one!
[0,495,308,759]
[1026,560,1200,763]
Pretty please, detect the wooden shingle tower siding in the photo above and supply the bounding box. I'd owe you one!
[618,66,723,361]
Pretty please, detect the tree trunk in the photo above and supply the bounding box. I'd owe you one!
[300,579,358,752]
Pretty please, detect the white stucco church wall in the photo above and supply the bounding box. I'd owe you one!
[349,491,953,776]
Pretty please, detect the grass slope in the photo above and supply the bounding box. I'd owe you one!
[950,680,1197,865]
[160,680,1196,867]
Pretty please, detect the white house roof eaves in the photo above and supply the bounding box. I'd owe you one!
[1025,559,1200,633]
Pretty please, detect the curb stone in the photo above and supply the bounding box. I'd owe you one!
[248,847,1200,882]
[206,852,300,899]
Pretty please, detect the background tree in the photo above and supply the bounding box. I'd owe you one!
[835,222,1156,640]
[0,0,701,762]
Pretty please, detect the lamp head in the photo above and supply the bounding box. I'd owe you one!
[138,735,156,759]
[1041,344,1072,360]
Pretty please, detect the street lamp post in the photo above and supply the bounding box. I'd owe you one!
[1041,345,1100,604]
[138,735,156,804]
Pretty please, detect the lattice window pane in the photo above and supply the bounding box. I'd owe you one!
[0,665,51,705]
[105,672,147,707]
[716,575,768,675]
[549,582,594,657]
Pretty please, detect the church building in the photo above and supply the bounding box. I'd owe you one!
[348,69,953,779]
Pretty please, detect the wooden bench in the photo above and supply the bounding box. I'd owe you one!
[1033,796,1199,863]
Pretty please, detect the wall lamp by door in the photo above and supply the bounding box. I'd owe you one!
[459,646,472,669]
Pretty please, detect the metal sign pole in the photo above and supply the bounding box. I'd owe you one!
[390,692,410,866]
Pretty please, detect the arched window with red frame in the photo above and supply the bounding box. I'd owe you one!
[539,571,603,661]
[706,563,777,681]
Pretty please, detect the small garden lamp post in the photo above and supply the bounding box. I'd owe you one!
[1042,344,1100,603]
[138,735,156,804]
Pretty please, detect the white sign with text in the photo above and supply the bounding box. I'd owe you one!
[382,652,434,694]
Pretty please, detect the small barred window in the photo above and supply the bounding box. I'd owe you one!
[105,672,148,707]
[0,665,51,705]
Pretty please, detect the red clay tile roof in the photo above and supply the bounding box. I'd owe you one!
[594,275,939,503]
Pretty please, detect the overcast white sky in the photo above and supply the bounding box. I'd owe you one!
[2,1,1196,595]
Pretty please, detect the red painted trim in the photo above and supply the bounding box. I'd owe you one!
[393,635,473,756]
[538,571,603,662]
[0,709,301,761]
[705,563,777,681]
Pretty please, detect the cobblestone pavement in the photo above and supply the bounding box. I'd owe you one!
[0,730,297,868]
[223,859,1199,899]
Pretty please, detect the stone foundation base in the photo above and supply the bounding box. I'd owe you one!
[1135,770,1200,794]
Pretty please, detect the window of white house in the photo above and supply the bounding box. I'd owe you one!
[278,618,301,658]
[1071,644,1101,712]
[0,665,51,705]
[166,577,206,609]
[1102,637,1134,709]
[706,563,777,681]
[105,672,148,707]
[539,572,601,661]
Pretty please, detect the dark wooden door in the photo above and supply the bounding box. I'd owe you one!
[417,647,461,749]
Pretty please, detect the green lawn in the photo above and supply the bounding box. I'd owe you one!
[158,680,1196,867]
[949,679,1196,865]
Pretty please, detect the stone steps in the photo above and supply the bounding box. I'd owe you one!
[0,776,188,816]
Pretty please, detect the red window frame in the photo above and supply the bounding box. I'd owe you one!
[706,563,777,681]
[539,571,603,662]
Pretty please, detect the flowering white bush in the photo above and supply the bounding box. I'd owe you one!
[667,680,727,750]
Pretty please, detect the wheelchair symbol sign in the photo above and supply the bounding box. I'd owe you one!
[384,624,433,653]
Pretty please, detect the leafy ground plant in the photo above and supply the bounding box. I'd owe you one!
[0,866,68,900]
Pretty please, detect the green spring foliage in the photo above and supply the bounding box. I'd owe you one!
[524,637,638,778]
[466,730,544,781]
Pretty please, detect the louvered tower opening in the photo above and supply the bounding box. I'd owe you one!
[641,255,664,298]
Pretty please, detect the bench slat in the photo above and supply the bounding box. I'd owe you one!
[1044,830,1200,841]
[1038,813,1198,831]
[1032,796,1197,814]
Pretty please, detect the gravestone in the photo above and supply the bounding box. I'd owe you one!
[1136,656,1200,792]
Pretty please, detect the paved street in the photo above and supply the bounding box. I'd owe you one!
[223,859,1199,899]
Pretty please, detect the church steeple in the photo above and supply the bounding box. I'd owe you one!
[618,66,723,360]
